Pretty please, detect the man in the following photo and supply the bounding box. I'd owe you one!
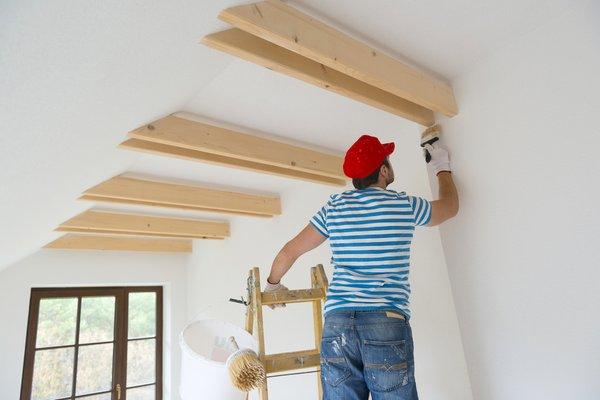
[264,130,458,400]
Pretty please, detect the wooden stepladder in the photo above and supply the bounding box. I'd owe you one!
[245,265,329,400]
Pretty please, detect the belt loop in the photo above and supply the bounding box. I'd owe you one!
[350,311,356,319]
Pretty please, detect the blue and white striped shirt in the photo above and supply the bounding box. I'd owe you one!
[310,187,431,317]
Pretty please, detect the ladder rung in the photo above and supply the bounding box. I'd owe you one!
[263,349,320,374]
[261,288,324,306]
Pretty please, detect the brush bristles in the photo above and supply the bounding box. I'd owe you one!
[227,350,266,391]
[421,124,441,139]
[420,124,442,147]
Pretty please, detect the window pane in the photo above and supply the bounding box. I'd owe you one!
[127,339,155,386]
[31,347,74,400]
[36,297,77,348]
[128,292,156,339]
[79,296,115,344]
[127,385,155,400]
[76,393,112,400]
[76,343,113,395]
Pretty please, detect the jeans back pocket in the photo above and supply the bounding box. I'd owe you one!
[362,339,409,392]
[320,336,351,387]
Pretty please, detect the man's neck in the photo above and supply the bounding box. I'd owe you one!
[369,182,388,190]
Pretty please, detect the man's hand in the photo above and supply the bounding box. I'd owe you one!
[423,143,451,176]
[264,279,289,309]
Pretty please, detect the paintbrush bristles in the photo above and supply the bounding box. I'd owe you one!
[422,124,441,138]
[227,349,266,391]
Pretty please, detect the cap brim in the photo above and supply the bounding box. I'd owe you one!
[383,142,395,156]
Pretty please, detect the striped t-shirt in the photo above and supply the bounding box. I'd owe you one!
[310,187,431,317]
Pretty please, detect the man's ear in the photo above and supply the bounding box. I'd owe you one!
[380,164,388,177]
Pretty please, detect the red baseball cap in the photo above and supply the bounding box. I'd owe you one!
[343,135,395,179]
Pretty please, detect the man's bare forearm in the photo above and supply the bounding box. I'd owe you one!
[437,171,459,223]
[428,171,459,226]
[438,172,459,214]
[267,245,297,284]
[266,225,327,284]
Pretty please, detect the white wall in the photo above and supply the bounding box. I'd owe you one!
[438,2,600,399]
[185,132,472,400]
[0,250,188,400]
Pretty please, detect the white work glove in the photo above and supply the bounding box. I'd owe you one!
[264,279,288,309]
[423,143,452,176]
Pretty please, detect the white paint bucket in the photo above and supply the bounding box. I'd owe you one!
[179,319,258,400]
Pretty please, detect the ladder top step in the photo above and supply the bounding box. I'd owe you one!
[261,288,324,306]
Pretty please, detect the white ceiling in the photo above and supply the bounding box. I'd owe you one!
[0,0,575,269]
[289,0,576,79]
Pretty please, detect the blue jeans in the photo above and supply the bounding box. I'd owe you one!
[320,311,418,400]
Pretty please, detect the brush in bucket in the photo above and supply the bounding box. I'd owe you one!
[226,336,266,391]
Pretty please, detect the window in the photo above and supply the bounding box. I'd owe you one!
[20,287,163,400]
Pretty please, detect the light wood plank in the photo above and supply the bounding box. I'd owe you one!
[314,263,329,294]
[202,29,435,126]
[119,138,346,186]
[79,195,270,218]
[311,266,324,398]
[251,267,269,399]
[129,115,345,179]
[81,175,281,217]
[245,269,255,334]
[44,234,192,253]
[261,288,323,305]
[263,349,321,374]
[56,210,229,239]
[218,1,457,116]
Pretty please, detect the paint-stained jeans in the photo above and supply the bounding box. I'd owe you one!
[320,311,418,400]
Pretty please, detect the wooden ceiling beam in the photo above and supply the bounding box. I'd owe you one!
[119,138,346,187]
[217,0,457,117]
[44,234,192,253]
[202,29,434,126]
[80,175,281,217]
[56,210,229,239]
[127,115,347,181]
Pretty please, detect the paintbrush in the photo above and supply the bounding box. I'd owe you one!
[226,336,266,392]
[420,124,441,162]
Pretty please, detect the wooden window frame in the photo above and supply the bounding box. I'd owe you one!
[20,286,163,400]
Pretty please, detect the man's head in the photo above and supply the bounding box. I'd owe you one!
[343,135,395,189]
[351,157,394,189]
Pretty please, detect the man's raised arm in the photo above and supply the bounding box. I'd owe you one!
[425,144,459,226]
